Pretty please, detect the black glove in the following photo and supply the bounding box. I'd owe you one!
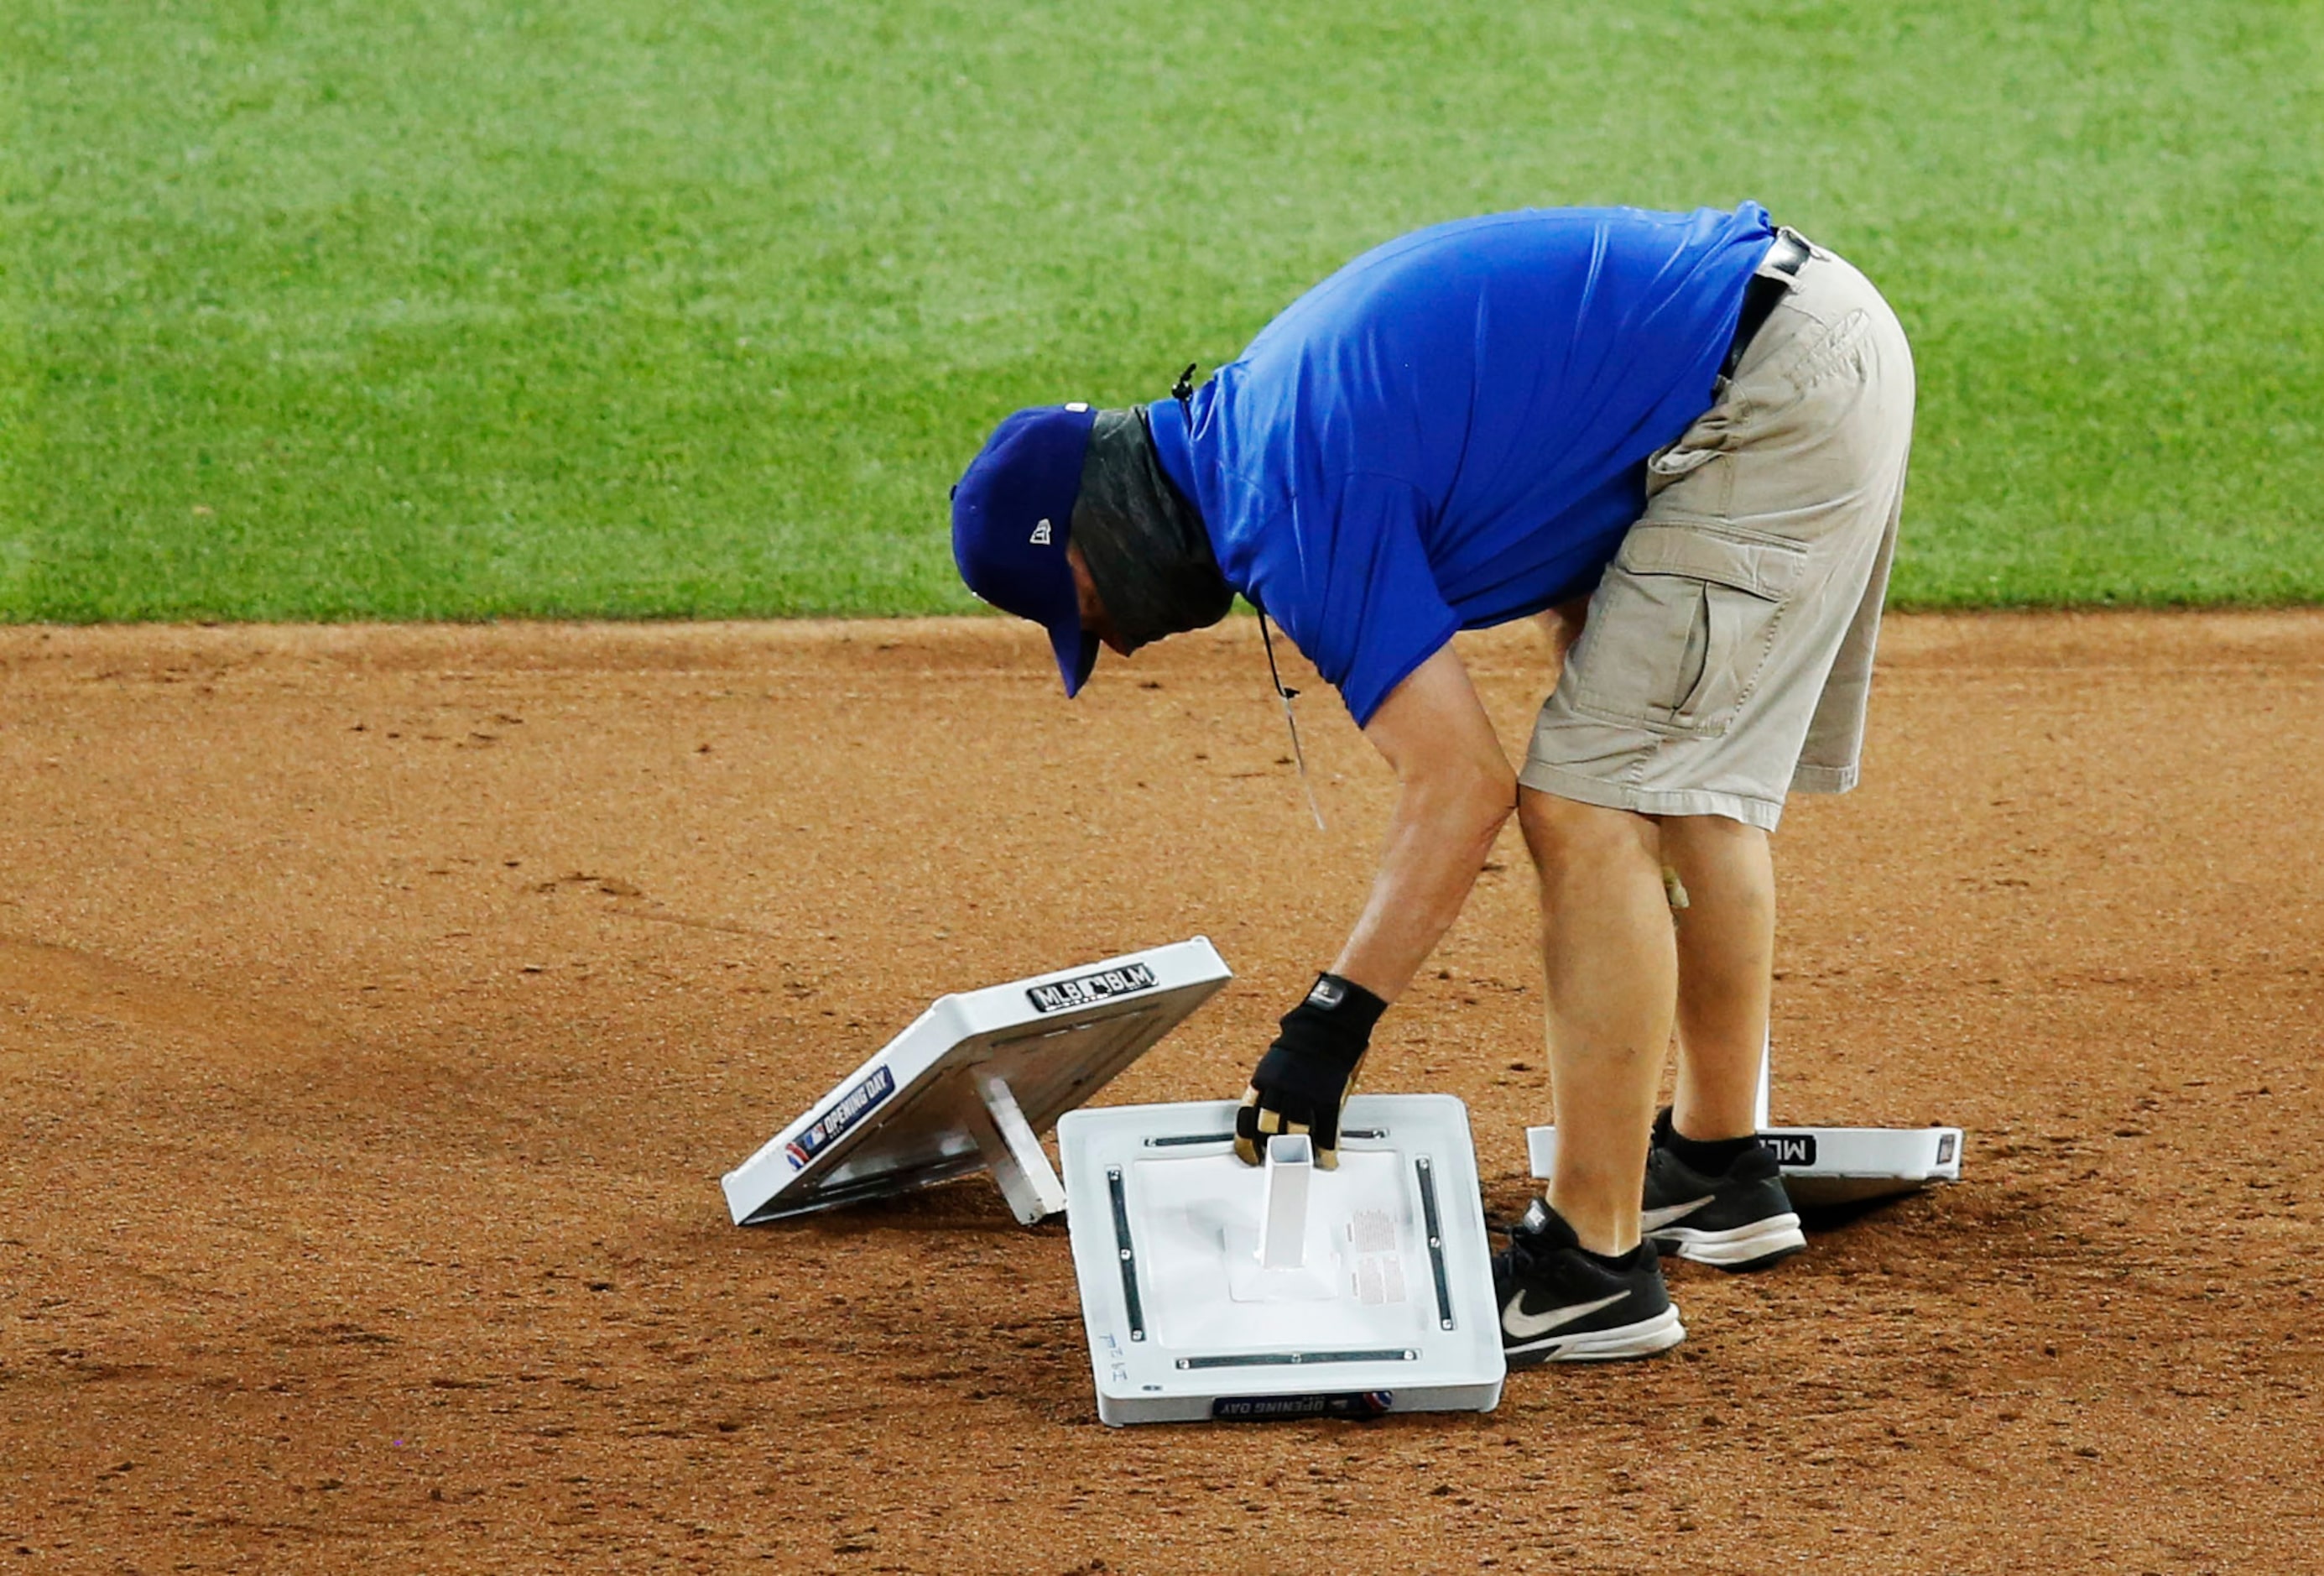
[1233,973,1389,1171]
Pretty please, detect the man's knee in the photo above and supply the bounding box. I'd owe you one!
[1518,788,1659,882]
[1658,813,1774,911]
[1658,811,1770,873]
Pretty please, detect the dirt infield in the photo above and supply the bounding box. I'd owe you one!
[3,612,2320,1573]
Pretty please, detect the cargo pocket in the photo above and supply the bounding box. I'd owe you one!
[1569,524,1809,738]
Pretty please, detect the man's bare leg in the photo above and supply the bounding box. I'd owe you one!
[1660,816,1776,1142]
[1518,788,1676,1257]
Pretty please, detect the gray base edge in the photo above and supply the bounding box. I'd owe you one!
[1096,1380,1504,1427]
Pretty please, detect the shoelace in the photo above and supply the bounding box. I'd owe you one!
[1488,1214,1560,1279]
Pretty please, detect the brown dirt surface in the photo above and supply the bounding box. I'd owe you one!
[3,611,2321,1573]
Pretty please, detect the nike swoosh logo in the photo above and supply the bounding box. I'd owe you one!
[1502,1289,1626,1340]
[1642,1195,1713,1231]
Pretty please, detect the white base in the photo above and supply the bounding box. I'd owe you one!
[1060,1096,1506,1427]
[1527,1124,1962,1208]
[721,939,1231,1225]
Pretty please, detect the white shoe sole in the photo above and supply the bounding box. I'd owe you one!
[1651,1213,1806,1271]
[1506,1305,1686,1365]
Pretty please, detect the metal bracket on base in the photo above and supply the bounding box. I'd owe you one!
[964,1073,1067,1224]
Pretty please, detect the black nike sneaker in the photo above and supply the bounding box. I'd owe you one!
[1493,1198,1685,1366]
[1641,1107,1807,1271]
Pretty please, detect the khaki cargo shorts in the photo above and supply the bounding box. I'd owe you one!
[1519,233,1916,832]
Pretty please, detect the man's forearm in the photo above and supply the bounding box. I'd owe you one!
[1232,643,1512,1167]
[1330,770,1514,1002]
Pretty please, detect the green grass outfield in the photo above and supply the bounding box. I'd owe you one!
[3,0,2320,622]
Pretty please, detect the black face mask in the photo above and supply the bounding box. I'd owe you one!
[1070,407,1232,654]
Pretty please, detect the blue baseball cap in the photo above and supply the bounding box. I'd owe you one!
[951,402,1100,697]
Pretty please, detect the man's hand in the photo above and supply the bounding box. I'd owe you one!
[1234,973,1389,1170]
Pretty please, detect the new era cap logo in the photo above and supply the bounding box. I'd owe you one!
[1029,518,1052,545]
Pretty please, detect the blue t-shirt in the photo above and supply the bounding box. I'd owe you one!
[1147,202,1775,726]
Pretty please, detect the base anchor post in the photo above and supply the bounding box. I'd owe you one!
[1256,1133,1314,1269]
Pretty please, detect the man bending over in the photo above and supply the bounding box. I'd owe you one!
[950,202,1914,1364]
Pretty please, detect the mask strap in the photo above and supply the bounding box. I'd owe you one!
[1256,602,1326,832]
[1174,361,1324,832]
